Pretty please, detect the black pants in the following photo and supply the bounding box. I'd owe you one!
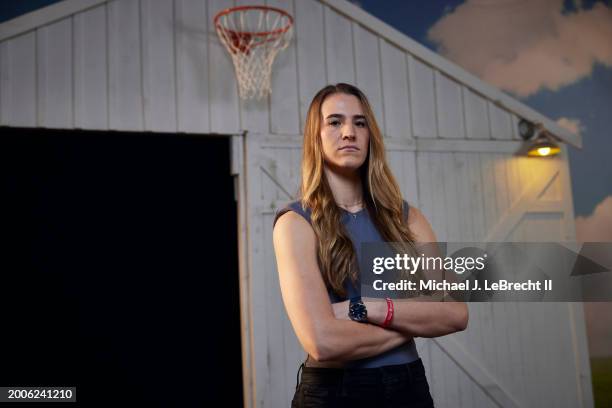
[291,358,434,407]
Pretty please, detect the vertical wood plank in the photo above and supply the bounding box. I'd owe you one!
[435,71,464,139]
[387,150,403,198]
[416,152,434,227]
[108,0,143,131]
[245,136,270,408]
[208,0,240,134]
[353,22,384,134]
[1,32,36,126]
[463,87,490,140]
[408,56,436,139]
[294,0,325,130]
[37,17,73,128]
[380,39,411,139]
[429,152,448,242]
[488,101,513,140]
[268,0,300,135]
[493,154,509,232]
[262,211,290,408]
[469,304,490,408]
[288,146,301,198]
[324,5,354,85]
[480,153,497,240]
[403,151,419,208]
[490,153,512,398]
[504,156,530,403]
[141,0,177,132]
[442,152,460,241]
[175,0,210,133]
[454,153,475,241]
[443,352,461,408]
[74,4,108,130]
[562,302,583,407]
[431,341,448,407]
[468,153,486,241]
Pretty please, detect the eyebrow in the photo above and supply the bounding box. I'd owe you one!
[324,113,367,120]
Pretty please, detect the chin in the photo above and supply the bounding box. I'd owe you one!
[330,159,365,172]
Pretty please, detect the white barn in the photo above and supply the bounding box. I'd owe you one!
[0,0,592,407]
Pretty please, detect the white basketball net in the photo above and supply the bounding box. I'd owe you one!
[215,7,293,100]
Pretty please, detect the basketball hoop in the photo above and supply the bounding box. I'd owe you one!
[214,5,294,100]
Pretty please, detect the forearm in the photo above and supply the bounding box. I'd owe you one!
[365,295,468,338]
[315,319,411,362]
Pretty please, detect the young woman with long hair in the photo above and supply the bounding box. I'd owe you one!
[272,83,468,407]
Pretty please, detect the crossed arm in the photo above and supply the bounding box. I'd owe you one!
[272,206,468,363]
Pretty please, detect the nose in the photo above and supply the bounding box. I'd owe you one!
[342,123,356,140]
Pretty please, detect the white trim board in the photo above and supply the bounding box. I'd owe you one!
[320,0,582,149]
[0,0,582,148]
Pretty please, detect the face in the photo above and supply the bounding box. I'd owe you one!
[320,93,370,173]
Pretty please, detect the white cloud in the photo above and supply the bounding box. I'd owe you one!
[575,195,612,242]
[556,117,584,136]
[428,1,612,98]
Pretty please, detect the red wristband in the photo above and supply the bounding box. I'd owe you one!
[382,297,394,328]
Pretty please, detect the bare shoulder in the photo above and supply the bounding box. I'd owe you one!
[273,210,318,263]
[406,206,437,243]
[273,210,315,242]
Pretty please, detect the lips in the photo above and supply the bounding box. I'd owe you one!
[339,146,359,151]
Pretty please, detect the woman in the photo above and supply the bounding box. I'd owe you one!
[272,83,468,407]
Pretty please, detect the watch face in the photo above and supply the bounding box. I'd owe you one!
[349,299,368,322]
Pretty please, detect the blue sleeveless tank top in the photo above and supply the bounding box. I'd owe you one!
[273,199,419,368]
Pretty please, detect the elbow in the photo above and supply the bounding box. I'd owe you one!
[453,303,469,332]
[307,323,337,363]
[311,335,337,363]
[309,343,333,363]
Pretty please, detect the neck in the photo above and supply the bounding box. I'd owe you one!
[323,165,364,206]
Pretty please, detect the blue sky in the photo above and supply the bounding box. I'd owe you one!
[1,0,610,221]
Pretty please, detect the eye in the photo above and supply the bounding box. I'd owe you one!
[328,119,341,127]
[355,120,367,128]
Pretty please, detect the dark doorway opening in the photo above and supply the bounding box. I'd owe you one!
[1,128,242,407]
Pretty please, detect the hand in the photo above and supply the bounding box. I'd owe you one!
[332,300,350,320]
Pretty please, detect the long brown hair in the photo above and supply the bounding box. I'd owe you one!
[300,83,418,298]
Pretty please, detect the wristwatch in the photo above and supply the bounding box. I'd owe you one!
[348,296,368,323]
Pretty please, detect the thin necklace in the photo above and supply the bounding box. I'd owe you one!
[336,200,364,218]
[336,200,363,207]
